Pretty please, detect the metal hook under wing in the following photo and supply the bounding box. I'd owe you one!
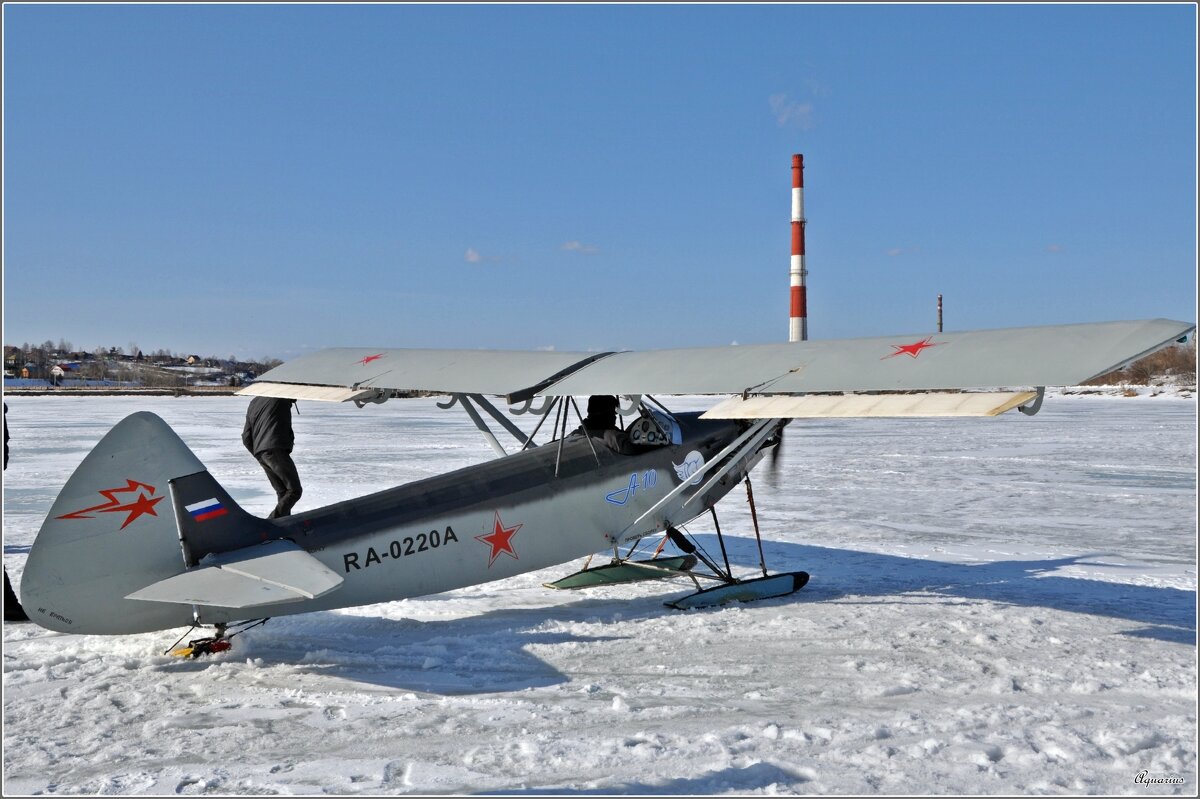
[1018,386,1045,416]
[509,396,555,416]
[617,394,642,416]
[352,388,390,409]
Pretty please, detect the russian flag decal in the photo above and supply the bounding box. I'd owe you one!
[185,497,228,523]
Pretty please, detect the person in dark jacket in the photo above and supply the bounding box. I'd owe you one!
[572,395,636,455]
[242,396,303,518]
[580,395,620,434]
[4,403,30,622]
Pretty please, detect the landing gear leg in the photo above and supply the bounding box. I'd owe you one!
[166,619,271,658]
[167,622,233,658]
[663,491,809,610]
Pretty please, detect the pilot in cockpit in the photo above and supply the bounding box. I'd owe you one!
[580,395,619,434]
[572,395,637,454]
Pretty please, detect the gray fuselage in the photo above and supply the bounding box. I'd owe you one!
[197,412,752,624]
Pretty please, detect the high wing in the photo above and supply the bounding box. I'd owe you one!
[242,319,1194,416]
[534,319,1194,397]
[241,348,615,403]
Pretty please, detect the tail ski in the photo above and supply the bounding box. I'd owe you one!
[21,412,337,635]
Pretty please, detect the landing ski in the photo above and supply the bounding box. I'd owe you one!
[665,571,809,610]
[544,555,698,590]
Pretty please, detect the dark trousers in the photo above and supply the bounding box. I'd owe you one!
[4,568,28,622]
[255,449,303,518]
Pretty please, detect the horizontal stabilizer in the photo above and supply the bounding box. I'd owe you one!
[701,390,1039,419]
[127,539,343,609]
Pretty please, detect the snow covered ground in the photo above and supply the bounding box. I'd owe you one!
[2,392,1196,795]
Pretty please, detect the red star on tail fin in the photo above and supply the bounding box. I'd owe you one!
[56,479,165,530]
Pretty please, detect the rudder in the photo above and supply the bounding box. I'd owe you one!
[21,412,272,635]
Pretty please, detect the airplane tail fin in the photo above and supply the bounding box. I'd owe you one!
[21,412,273,635]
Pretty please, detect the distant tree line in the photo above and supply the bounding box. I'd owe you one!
[1083,341,1196,386]
[4,339,283,386]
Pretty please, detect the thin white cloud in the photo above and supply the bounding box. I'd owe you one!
[465,248,482,263]
[562,240,600,255]
[887,247,905,257]
[804,78,832,98]
[769,93,814,130]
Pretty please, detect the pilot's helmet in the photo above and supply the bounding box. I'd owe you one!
[586,395,619,416]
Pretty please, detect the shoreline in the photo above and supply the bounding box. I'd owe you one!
[1,386,240,397]
[2,385,1194,400]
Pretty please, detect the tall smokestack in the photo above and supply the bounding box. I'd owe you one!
[937,294,943,333]
[789,154,808,342]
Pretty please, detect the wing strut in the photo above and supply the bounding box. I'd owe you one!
[521,397,561,451]
[469,393,536,449]
[439,394,508,457]
[682,420,777,510]
[615,418,778,541]
[552,397,602,475]
[436,393,540,456]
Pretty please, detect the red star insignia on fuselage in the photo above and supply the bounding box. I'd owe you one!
[476,511,522,567]
[356,353,384,366]
[56,479,165,530]
[882,336,941,359]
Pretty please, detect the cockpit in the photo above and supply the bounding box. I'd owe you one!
[624,407,681,448]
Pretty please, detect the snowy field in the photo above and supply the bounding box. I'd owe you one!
[2,392,1196,795]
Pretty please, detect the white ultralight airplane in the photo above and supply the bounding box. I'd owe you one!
[18,318,1194,656]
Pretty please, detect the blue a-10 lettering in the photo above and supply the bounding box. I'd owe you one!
[605,469,658,506]
[343,527,459,572]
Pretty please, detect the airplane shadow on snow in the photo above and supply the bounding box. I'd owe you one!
[161,533,1195,696]
[482,760,814,796]
[159,610,628,696]
[753,535,1196,645]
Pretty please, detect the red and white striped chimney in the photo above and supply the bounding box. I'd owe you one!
[789,154,808,342]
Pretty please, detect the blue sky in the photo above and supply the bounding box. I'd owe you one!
[3,3,1196,361]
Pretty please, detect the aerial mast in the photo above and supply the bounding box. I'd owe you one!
[789,154,808,342]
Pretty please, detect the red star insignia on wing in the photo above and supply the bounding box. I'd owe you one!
[476,511,522,567]
[56,479,165,530]
[882,336,941,359]
[356,353,384,366]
